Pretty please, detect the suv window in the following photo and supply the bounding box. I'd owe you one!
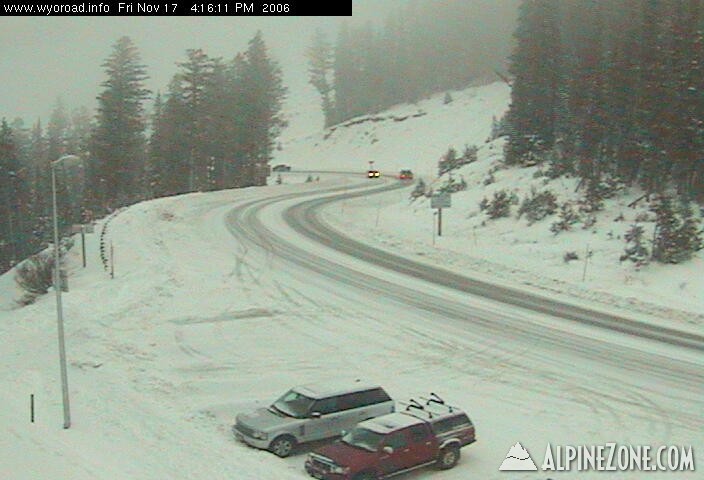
[338,388,390,411]
[312,396,339,415]
[272,389,316,418]
[431,413,472,434]
[338,392,363,410]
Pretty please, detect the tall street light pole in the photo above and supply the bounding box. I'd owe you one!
[52,154,80,429]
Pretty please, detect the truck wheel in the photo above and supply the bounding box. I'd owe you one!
[437,445,460,470]
[269,435,296,457]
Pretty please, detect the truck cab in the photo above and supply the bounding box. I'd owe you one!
[305,394,475,479]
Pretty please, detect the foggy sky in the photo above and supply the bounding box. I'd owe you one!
[0,1,406,126]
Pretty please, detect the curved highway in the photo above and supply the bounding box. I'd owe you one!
[223,178,704,451]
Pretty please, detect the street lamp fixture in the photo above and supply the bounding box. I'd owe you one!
[52,154,80,429]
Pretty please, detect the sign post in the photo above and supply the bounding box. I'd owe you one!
[71,224,94,268]
[430,193,451,237]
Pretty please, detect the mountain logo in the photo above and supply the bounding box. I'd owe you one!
[499,442,538,471]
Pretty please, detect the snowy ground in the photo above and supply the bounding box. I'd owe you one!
[1,83,702,479]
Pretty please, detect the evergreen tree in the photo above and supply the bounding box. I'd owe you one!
[649,195,702,263]
[635,0,672,196]
[202,58,243,191]
[238,31,286,186]
[674,200,704,259]
[147,92,165,197]
[505,0,562,165]
[218,53,249,189]
[307,29,335,127]
[27,120,51,247]
[601,0,642,183]
[68,106,92,159]
[150,79,191,197]
[90,36,150,210]
[47,97,70,163]
[667,0,704,199]
[332,22,357,125]
[0,121,32,272]
[620,224,650,267]
[176,48,217,191]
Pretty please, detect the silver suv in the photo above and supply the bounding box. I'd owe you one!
[232,382,394,457]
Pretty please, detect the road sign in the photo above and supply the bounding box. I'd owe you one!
[431,192,451,209]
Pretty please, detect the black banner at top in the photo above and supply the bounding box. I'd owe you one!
[1,0,352,16]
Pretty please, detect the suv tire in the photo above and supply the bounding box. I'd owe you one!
[269,435,296,458]
[437,445,460,470]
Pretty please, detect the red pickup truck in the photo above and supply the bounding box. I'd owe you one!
[305,395,475,480]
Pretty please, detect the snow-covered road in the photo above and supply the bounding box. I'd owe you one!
[221,176,703,478]
[1,177,701,479]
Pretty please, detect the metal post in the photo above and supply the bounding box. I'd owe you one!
[52,164,71,429]
[432,211,437,246]
[438,208,443,236]
[81,228,86,268]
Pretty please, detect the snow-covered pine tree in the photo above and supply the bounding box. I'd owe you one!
[438,147,458,176]
[620,224,650,268]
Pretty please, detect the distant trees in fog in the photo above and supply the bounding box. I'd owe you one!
[307,0,520,127]
[505,0,704,202]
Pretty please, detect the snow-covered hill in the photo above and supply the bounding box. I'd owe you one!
[274,82,703,329]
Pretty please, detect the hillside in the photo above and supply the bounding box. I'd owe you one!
[274,82,703,331]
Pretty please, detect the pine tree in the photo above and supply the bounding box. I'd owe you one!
[620,224,650,267]
[674,200,703,260]
[27,120,51,246]
[176,48,217,191]
[90,36,150,210]
[149,80,191,197]
[307,29,335,127]
[218,53,249,189]
[667,0,704,199]
[47,97,70,163]
[635,0,672,196]
[505,0,563,165]
[68,106,92,159]
[0,121,32,272]
[651,195,682,263]
[238,31,286,186]
[601,0,642,183]
[438,147,459,176]
[332,22,357,125]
